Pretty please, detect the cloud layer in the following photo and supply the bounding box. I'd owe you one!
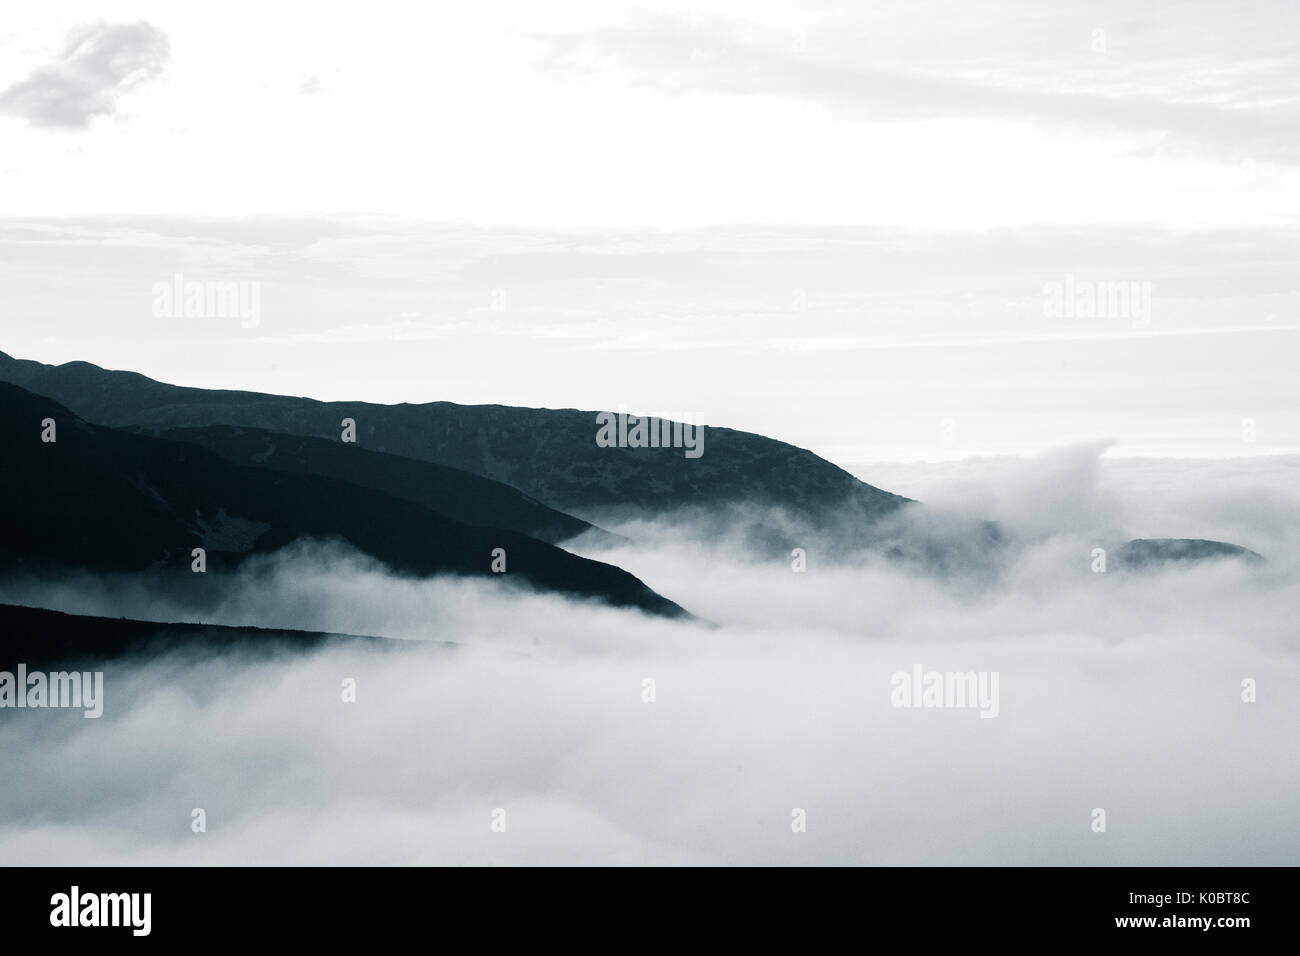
[0,451,1295,865]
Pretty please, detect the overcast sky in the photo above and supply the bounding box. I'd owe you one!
[2,0,1297,225]
[1,0,1296,461]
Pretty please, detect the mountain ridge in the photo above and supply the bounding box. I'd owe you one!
[0,602,403,667]
[0,351,1265,573]
[0,350,911,523]
[0,381,687,618]
[123,422,606,546]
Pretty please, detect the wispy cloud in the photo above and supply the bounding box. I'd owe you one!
[0,21,169,129]
[533,2,1300,162]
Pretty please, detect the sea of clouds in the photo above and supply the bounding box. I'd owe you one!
[0,446,1296,865]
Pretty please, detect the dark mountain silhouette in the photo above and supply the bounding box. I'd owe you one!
[0,602,399,667]
[0,383,686,618]
[124,423,602,545]
[0,352,1263,574]
[0,351,910,523]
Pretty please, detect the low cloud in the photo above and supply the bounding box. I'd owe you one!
[0,542,1293,865]
[0,451,1296,864]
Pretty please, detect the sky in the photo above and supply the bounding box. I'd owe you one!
[2,0,1298,226]
[0,0,1296,461]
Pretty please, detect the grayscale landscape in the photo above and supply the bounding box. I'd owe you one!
[0,0,1296,867]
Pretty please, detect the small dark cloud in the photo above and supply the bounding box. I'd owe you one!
[0,21,170,130]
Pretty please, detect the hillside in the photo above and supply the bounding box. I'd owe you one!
[0,382,686,617]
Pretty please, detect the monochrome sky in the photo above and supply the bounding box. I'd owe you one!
[1,0,1297,460]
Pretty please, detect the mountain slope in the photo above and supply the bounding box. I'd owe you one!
[0,383,686,617]
[0,351,910,522]
[0,352,1262,574]
[0,602,397,666]
[125,422,601,545]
